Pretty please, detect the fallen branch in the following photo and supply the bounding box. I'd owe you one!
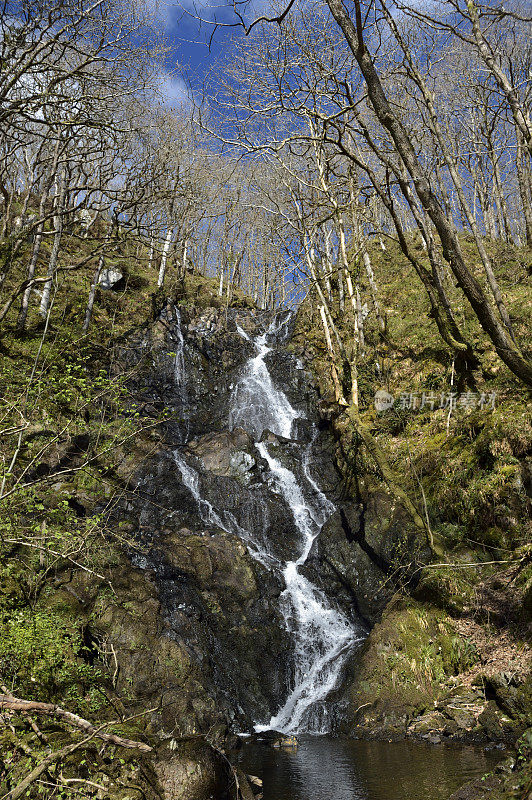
[5,735,94,800]
[0,696,152,752]
[0,685,48,745]
[421,559,523,569]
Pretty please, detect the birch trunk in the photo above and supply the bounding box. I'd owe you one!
[319,304,346,405]
[39,166,67,318]
[147,238,155,270]
[82,253,105,332]
[515,128,532,247]
[362,250,385,333]
[17,186,49,330]
[157,228,174,288]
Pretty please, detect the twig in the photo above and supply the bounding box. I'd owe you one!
[0,684,48,745]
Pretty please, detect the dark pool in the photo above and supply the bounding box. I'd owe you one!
[234,736,505,800]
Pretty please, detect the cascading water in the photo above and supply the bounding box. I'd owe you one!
[171,311,361,734]
[229,324,299,440]
[254,440,355,734]
[229,317,359,734]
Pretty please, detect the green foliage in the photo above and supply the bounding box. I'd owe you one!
[0,608,98,703]
[445,634,479,673]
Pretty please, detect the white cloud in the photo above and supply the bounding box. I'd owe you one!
[156,71,191,106]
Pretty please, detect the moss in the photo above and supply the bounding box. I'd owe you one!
[349,600,478,725]
[414,568,479,615]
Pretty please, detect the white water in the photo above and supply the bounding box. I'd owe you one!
[254,440,355,733]
[231,316,358,734]
[229,323,299,440]
[172,313,359,734]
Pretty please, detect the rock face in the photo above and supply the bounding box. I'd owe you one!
[302,471,430,629]
[187,430,256,483]
[153,741,229,800]
[91,301,361,743]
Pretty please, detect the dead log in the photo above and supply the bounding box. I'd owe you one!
[0,695,152,752]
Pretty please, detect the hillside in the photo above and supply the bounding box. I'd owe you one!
[0,237,261,800]
[0,226,531,800]
[291,234,532,798]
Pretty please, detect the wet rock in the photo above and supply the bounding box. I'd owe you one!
[478,701,507,741]
[233,768,261,800]
[272,735,298,748]
[408,711,447,736]
[304,501,391,627]
[162,527,257,598]
[477,672,529,720]
[256,731,298,748]
[248,774,263,791]
[187,429,256,483]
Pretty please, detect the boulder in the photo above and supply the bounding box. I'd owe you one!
[154,740,228,800]
[99,268,123,290]
[187,429,256,483]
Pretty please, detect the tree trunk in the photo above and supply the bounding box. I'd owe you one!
[82,254,105,332]
[17,186,49,330]
[181,238,188,279]
[362,249,385,333]
[147,237,155,270]
[157,228,174,288]
[515,128,532,247]
[39,166,67,318]
[325,0,532,386]
[319,304,346,405]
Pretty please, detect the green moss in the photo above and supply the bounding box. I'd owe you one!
[350,600,479,720]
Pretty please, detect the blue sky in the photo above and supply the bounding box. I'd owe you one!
[151,0,250,105]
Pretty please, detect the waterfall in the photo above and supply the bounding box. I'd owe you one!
[230,315,360,734]
[171,312,361,734]
[229,323,299,440]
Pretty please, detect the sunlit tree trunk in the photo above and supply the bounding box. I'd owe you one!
[157,228,174,288]
[39,166,67,318]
